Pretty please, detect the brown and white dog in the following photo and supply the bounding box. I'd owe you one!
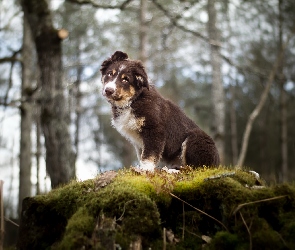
[100,51,220,171]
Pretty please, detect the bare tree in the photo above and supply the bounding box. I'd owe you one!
[236,34,292,168]
[207,0,225,163]
[21,0,75,188]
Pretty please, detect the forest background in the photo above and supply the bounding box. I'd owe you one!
[0,0,295,243]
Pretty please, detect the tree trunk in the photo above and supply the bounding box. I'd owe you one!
[278,0,288,182]
[35,105,41,195]
[18,13,33,216]
[21,0,75,188]
[207,0,225,163]
[229,84,238,165]
[139,0,148,66]
[73,52,82,175]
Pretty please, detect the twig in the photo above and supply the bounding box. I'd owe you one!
[116,199,137,221]
[274,231,289,248]
[163,227,166,250]
[151,0,210,43]
[179,227,202,239]
[169,192,228,231]
[182,202,185,240]
[232,195,287,215]
[4,217,19,227]
[66,0,133,10]
[240,212,252,250]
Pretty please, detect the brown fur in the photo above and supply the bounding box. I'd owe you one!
[100,51,220,171]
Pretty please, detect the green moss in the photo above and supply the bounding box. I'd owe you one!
[56,207,95,249]
[208,231,239,250]
[18,167,295,249]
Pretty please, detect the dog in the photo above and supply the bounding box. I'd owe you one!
[100,51,220,171]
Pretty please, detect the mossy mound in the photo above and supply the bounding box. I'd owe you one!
[18,167,295,249]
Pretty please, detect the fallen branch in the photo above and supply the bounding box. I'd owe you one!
[169,192,228,232]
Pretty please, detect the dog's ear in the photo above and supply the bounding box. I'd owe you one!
[135,75,149,90]
[135,62,149,90]
[111,51,128,62]
[100,51,129,75]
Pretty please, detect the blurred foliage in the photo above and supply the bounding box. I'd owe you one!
[1,0,295,178]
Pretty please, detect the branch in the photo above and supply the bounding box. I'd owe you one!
[232,195,287,215]
[169,192,228,231]
[151,0,210,43]
[0,48,22,64]
[239,212,252,250]
[151,0,271,79]
[66,0,133,10]
[236,34,293,168]
[0,56,22,64]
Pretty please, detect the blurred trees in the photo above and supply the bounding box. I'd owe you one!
[21,0,75,188]
[0,0,295,225]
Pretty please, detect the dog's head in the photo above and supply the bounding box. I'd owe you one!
[100,51,149,108]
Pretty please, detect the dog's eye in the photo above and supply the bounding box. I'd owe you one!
[122,76,129,83]
[107,71,113,77]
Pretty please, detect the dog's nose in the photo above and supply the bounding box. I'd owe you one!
[104,87,114,96]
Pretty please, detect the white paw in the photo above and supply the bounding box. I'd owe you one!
[167,169,180,174]
[162,167,180,174]
[139,160,155,171]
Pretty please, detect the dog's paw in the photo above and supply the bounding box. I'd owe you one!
[139,160,155,171]
[162,166,180,174]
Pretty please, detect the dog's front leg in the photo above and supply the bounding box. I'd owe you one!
[139,137,165,172]
[134,146,142,163]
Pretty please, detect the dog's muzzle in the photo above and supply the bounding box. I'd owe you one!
[104,87,115,97]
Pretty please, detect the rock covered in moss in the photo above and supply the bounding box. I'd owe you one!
[18,167,295,249]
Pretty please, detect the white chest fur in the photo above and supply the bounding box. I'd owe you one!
[112,108,145,149]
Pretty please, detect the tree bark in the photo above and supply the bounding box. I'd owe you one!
[229,84,238,165]
[35,106,41,195]
[207,0,225,163]
[21,0,75,188]
[18,13,33,216]
[73,45,83,174]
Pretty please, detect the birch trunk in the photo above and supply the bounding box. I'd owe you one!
[229,84,238,165]
[207,0,225,163]
[18,13,33,216]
